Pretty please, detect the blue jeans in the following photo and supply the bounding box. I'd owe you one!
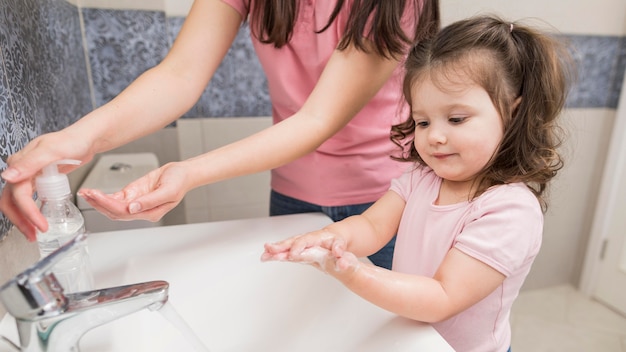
[269,190,396,269]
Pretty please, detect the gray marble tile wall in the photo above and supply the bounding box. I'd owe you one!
[81,9,626,115]
[82,8,170,109]
[83,10,271,118]
[566,35,626,109]
[0,0,92,239]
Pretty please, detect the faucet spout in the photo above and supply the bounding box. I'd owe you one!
[16,281,169,352]
[0,233,170,352]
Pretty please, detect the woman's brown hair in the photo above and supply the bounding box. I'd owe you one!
[246,0,440,59]
[391,15,576,210]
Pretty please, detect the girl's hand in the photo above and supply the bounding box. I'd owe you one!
[77,161,192,222]
[261,230,361,278]
[261,229,342,261]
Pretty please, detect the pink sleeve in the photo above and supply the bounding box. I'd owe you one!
[389,169,413,201]
[389,166,435,201]
[454,185,543,277]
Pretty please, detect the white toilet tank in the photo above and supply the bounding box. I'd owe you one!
[77,153,163,233]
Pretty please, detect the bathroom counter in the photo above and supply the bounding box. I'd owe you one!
[0,213,453,351]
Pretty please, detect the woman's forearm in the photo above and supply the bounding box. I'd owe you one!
[70,65,205,155]
[69,0,242,155]
[180,43,402,190]
[179,112,328,190]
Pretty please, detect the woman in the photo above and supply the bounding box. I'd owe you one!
[0,0,439,269]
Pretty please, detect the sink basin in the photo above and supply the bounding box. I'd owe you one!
[0,213,453,351]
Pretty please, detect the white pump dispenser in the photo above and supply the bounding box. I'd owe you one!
[36,159,94,293]
[35,159,80,199]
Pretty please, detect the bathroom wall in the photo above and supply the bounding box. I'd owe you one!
[0,0,94,316]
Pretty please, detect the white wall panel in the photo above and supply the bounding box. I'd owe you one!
[441,0,626,35]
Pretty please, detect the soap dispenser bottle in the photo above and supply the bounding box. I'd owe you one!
[35,159,94,293]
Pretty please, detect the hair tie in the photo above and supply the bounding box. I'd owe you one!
[510,23,514,33]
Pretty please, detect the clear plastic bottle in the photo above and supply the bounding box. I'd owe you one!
[36,160,94,293]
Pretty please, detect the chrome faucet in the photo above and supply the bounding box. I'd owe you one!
[0,233,169,352]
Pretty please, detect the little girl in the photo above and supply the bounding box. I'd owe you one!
[261,15,574,352]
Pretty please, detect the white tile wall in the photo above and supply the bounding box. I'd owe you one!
[78,0,165,11]
[441,0,626,35]
[78,0,194,17]
[177,117,273,223]
[164,0,193,17]
[524,109,615,289]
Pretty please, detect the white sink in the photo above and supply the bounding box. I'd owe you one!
[0,213,453,351]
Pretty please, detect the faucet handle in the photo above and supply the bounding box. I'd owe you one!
[0,233,88,320]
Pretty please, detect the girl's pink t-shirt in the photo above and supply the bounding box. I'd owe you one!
[391,167,543,352]
[221,0,412,206]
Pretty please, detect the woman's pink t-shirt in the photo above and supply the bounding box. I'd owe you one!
[391,167,543,352]
[221,0,412,206]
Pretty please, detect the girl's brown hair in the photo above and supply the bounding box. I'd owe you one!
[246,0,440,59]
[391,15,575,210]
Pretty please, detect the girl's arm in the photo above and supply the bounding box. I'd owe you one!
[324,190,406,257]
[263,191,404,263]
[332,248,506,323]
[264,190,506,322]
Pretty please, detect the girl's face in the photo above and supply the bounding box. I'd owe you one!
[411,73,504,188]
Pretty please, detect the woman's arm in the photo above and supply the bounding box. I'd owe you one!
[0,0,242,238]
[2,0,404,235]
[78,0,243,153]
[182,39,402,187]
[78,27,403,220]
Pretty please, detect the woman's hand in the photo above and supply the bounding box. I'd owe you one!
[0,131,95,240]
[78,161,193,222]
[1,0,243,240]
